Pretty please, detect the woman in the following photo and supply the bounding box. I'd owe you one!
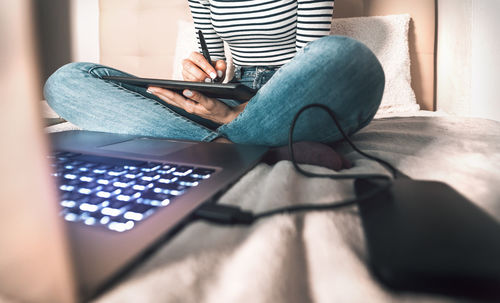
[44,0,384,170]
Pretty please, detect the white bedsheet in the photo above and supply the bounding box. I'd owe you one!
[93,113,500,303]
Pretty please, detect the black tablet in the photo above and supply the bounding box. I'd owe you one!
[102,76,257,101]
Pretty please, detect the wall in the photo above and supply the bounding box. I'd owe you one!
[34,0,72,83]
[98,0,192,79]
[70,0,100,63]
[470,0,500,121]
[437,0,500,121]
[34,0,99,80]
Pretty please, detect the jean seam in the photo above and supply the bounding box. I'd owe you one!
[201,132,221,142]
[87,64,134,78]
[86,67,221,137]
[217,69,276,134]
[217,108,247,134]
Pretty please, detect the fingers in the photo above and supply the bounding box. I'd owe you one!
[182,89,215,110]
[147,86,204,114]
[182,58,212,82]
[181,89,234,124]
[182,52,227,82]
[182,68,204,82]
[147,86,233,124]
[147,86,190,107]
[187,52,217,80]
[215,60,227,81]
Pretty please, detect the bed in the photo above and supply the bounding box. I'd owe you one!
[45,0,500,302]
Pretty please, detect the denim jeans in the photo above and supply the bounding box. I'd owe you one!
[44,36,385,147]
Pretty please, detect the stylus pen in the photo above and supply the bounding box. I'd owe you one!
[198,30,216,82]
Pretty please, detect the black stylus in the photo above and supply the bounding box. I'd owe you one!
[198,30,212,65]
[198,30,219,82]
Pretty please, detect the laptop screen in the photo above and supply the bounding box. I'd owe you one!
[0,1,76,302]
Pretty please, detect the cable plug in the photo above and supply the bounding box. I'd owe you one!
[194,203,255,225]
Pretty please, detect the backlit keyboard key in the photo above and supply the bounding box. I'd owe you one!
[124,205,156,221]
[51,152,215,232]
[139,191,172,206]
[172,166,194,176]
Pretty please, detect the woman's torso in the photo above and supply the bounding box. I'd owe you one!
[189,0,334,67]
[210,0,299,66]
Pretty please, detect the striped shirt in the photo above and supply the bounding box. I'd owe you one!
[187,0,334,66]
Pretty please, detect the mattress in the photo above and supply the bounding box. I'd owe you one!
[87,112,500,302]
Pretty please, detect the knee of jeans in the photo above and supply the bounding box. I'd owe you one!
[306,36,385,126]
[307,35,363,52]
[44,62,98,106]
[308,36,382,75]
[314,37,384,89]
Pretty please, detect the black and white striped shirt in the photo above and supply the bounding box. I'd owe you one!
[187,0,334,66]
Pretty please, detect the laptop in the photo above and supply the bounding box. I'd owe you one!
[0,3,267,302]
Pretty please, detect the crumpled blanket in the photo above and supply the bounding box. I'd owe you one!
[90,115,500,302]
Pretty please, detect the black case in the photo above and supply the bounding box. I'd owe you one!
[355,178,500,299]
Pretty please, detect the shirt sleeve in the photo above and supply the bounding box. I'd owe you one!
[296,0,334,50]
[187,0,226,61]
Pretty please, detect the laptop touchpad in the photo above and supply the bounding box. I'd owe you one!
[99,138,194,157]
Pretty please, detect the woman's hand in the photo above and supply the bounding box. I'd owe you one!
[182,51,227,83]
[147,87,246,125]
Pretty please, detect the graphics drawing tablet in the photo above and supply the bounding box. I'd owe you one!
[102,76,257,101]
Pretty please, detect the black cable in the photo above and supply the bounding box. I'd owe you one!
[252,181,390,220]
[289,103,397,179]
[195,103,397,225]
[253,103,395,220]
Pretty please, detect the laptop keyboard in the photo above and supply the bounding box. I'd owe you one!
[49,151,215,232]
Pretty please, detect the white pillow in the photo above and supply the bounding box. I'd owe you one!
[330,14,419,115]
[174,15,419,115]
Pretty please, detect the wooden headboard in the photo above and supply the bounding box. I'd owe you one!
[99,0,435,110]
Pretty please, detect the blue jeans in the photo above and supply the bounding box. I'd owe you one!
[44,36,385,147]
